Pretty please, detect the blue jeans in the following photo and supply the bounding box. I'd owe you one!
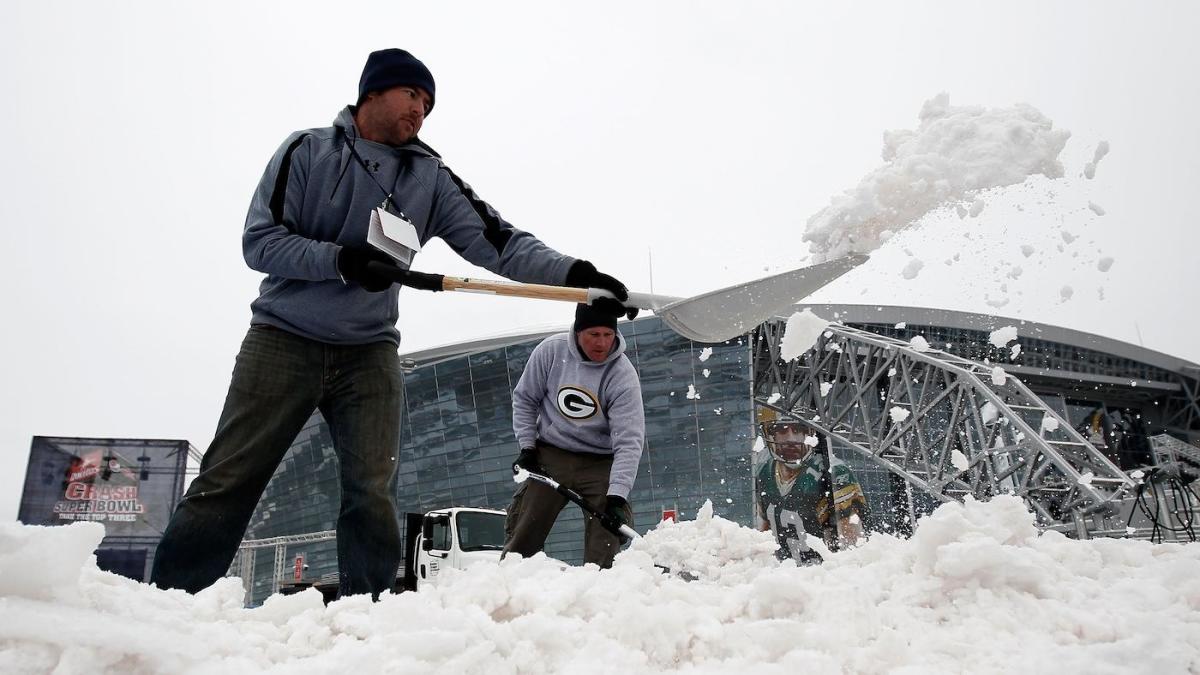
[150,325,403,599]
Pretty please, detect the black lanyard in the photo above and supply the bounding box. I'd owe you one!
[345,133,399,213]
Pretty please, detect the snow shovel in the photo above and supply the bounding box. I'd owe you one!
[514,468,639,541]
[366,253,868,343]
[513,468,700,581]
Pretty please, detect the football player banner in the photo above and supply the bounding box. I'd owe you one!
[752,408,867,564]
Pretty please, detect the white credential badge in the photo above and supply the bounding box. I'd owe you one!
[367,206,422,265]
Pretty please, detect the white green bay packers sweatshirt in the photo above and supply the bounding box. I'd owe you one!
[511,331,646,499]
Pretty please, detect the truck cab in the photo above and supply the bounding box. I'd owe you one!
[403,507,507,592]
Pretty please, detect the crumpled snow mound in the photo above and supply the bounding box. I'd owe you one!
[627,499,781,584]
[2,496,1199,674]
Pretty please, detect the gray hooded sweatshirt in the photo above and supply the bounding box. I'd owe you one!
[243,107,576,345]
[512,332,646,499]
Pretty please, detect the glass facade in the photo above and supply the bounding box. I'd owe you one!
[396,316,755,566]
[240,316,755,605]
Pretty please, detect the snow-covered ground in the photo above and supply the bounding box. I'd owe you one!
[2,496,1198,674]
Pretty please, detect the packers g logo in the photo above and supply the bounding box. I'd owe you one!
[556,386,599,420]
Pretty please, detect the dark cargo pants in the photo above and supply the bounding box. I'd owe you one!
[503,442,634,569]
[150,324,403,599]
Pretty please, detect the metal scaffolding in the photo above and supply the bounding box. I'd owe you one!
[752,320,1139,537]
[226,530,336,598]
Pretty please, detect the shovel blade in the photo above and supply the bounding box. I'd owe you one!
[653,254,868,343]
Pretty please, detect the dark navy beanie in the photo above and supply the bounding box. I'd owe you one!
[573,303,618,333]
[357,49,436,113]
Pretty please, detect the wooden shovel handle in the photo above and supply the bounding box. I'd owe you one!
[441,276,590,303]
[366,261,594,304]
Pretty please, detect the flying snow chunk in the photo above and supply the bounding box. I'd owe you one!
[1060,230,1076,244]
[1097,256,1114,272]
[1088,202,1106,216]
[901,258,925,280]
[820,382,834,397]
[804,434,820,447]
[1040,414,1060,434]
[909,335,931,352]
[767,392,781,404]
[989,326,1018,348]
[802,93,1071,261]
[686,384,700,400]
[991,367,1007,385]
[1083,140,1110,179]
[1010,344,1022,360]
[889,406,911,423]
[780,309,831,360]
[969,199,986,217]
[1019,244,1036,258]
[1060,285,1074,301]
[951,450,970,472]
[894,322,907,329]
[698,347,713,362]
[1078,471,1095,486]
[981,401,1000,425]
[702,369,711,378]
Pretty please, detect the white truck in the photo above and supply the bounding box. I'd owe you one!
[401,506,507,591]
[280,506,507,602]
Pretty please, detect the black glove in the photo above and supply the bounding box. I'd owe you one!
[603,495,632,537]
[336,246,397,293]
[512,447,543,475]
[565,260,639,321]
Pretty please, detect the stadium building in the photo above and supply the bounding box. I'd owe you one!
[230,306,1200,606]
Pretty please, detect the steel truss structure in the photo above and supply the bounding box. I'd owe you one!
[1163,371,1200,440]
[752,321,1138,537]
[227,530,336,597]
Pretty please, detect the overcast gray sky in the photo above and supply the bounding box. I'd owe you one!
[3,1,1198,519]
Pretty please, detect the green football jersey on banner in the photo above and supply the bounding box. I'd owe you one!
[755,452,865,563]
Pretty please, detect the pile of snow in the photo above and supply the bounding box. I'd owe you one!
[803,93,1071,262]
[3,498,1199,673]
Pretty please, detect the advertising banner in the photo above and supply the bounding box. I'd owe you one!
[18,437,189,538]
